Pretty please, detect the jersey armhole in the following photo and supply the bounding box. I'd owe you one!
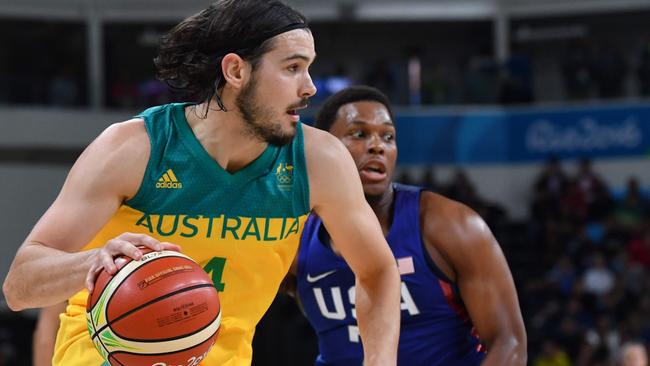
[294,122,310,214]
[124,116,154,207]
[421,239,455,284]
[417,188,455,285]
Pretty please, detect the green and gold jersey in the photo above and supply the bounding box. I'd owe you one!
[54,103,310,366]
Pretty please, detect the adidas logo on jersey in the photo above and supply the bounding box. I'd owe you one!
[156,169,183,189]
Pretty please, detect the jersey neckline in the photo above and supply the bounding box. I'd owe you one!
[172,102,279,185]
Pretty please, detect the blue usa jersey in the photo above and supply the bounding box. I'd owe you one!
[296,184,486,366]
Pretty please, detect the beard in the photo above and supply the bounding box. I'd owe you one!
[236,73,299,147]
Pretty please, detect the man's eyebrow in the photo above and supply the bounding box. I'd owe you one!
[282,53,317,63]
[348,120,394,126]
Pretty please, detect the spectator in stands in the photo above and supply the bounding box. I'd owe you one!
[582,251,616,297]
[364,60,398,102]
[532,339,571,366]
[580,315,621,366]
[421,64,453,104]
[562,180,588,223]
[620,342,648,366]
[575,158,612,220]
[555,316,585,362]
[627,225,650,270]
[546,255,578,297]
[463,52,500,104]
[445,168,507,232]
[419,166,439,192]
[532,156,568,221]
[446,168,480,207]
[108,71,138,109]
[395,169,415,185]
[612,177,649,231]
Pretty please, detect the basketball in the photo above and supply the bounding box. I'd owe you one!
[86,249,221,366]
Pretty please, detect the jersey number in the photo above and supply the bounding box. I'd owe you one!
[203,257,227,291]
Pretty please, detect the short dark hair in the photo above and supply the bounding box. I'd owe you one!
[155,0,308,106]
[314,86,393,131]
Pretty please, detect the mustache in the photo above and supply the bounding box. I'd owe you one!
[288,98,310,110]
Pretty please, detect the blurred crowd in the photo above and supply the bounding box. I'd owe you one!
[398,158,650,366]
[524,158,650,366]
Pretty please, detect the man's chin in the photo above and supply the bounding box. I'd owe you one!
[363,183,390,199]
[266,130,296,146]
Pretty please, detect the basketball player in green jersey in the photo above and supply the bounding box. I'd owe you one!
[2,1,401,365]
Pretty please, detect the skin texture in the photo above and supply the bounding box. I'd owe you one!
[3,29,400,366]
[288,100,527,365]
[33,302,67,366]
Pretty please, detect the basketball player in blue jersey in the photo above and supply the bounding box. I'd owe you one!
[283,86,527,366]
[2,2,401,365]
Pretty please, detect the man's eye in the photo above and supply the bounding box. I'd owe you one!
[352,131,365,138]
[384,133,394,141]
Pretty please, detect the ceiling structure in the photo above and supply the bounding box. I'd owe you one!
[0,0,649,22]
[2,0,648,109]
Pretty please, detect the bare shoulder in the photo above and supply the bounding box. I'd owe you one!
[302,124,349,162]
[420,191,495,256]
[71,118,150,199]
[95,118,149,159]
[302,124,364,210]
[303,124,356,181]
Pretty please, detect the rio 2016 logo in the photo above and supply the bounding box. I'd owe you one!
[150,343,214,366]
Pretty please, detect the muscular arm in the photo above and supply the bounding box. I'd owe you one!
[421,192,527,366]
[304,126,400,366]
[2,120,172,310]
[33,302,67,366]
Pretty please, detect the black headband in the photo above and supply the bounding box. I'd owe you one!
[216,22,309,58]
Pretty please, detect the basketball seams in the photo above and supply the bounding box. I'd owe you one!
[91,256,212,339]
[89,256,157,338]
[86,250,220,363]
[109,327,218,363]
[104,309,221,356]
[89,250,197,336]
[88,255,154,362]
[106,283,216,341]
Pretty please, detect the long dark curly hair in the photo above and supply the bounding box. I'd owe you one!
[154,0,308,110]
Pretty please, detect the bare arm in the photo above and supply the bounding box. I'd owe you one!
[2,120,179,311]
[305,126,400,366]
[33,302,67,366]
[422,192,527,365]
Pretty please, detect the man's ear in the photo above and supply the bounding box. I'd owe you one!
[221,53,251,89]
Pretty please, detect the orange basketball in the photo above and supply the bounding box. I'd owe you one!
[86,249,220,366]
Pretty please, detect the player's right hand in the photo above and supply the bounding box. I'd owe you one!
[85,232,182,293]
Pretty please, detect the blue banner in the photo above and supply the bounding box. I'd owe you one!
[394,103,650,164]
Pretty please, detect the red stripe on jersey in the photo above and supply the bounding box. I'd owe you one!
[438,279,487,353]
[437,279,470,322]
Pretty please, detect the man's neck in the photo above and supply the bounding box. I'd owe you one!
[366,185,395,236]
[185,101,268,173]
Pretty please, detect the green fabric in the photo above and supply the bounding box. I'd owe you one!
[126,103,310,218]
